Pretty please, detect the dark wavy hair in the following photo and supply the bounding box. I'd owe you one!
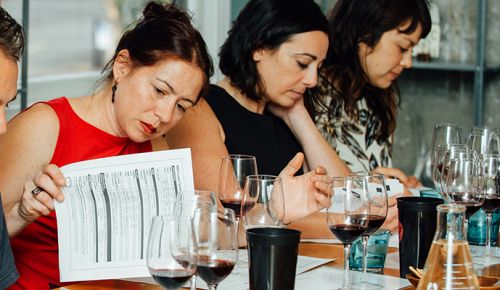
[0,7,24,61]
[319,0,431,142]
[219,0,329,106]
[101,1,213,103]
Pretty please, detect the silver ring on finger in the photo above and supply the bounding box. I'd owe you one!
[31,186,43,196]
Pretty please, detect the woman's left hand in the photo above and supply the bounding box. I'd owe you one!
[279,152,332,224]
[267,96,308,128]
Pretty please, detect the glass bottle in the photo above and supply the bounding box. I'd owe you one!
[417,204,479,290]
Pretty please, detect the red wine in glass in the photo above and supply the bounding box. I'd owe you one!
[196,257,236,286]
[150,269,193,289]
[220,198,242,217]
[482,196,500,213]
[329,224,366,244]
[350,214,386,236]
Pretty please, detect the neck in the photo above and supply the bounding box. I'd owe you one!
[217,77,267,114]
[80,85,125,137]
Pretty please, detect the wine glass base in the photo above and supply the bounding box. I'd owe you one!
[350,281,384,290]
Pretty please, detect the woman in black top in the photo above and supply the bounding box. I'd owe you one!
[166,0,351,233]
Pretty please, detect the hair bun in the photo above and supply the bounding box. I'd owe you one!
[143,1,166,20]
[142,1,189,23]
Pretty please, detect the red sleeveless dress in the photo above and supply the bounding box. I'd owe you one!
[8,97,152,289]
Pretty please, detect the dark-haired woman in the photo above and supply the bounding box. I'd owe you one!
[166,0,350,236]
[315,0,431,189]
[0,2,212,288]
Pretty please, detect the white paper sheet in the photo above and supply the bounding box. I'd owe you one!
[55,149,195,282]
[124,249,334,289]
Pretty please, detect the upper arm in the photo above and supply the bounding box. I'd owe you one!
[165,99,228,193]
[0,103,59,210]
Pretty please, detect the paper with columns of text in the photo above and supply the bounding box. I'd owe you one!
[54,148,195,282]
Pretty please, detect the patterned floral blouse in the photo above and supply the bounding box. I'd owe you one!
[315,84,393,172]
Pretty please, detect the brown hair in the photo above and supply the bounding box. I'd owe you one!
[0,7,25,61]
[101,1,213,102]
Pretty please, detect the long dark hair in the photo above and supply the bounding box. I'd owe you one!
[0,7,24,61]
[219,0,329,107]
[320,0,431,142]
[101,1,213,102]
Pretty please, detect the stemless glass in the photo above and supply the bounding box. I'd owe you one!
[147,216,197,290]
[479,154,500,259]
[327,176,369,290]
[218,154,258,219]
[192,207,238,290]
[241,174,285,230]
[352,173,388,290]
[444,157,484,233]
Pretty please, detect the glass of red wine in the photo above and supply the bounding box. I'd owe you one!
[240,174,285,230]
[444,157,484,234]
[192,207,238,290]
[327,176,369,290]
[350,173,387,289]
[218,154,258,220]
[479,154,500,259]
[147,215,197,290]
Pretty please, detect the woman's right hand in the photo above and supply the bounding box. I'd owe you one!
[17,164,66,224]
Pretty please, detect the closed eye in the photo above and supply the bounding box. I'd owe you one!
[297,61,308,69]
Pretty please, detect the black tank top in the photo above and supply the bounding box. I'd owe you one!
[206,85,303,176]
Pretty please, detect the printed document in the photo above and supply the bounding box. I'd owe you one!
[55,149,195,282]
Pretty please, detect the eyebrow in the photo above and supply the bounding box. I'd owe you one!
[293,53,318,60]
[155,77,195,105]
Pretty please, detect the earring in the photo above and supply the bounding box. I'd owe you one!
[111,84,117,103]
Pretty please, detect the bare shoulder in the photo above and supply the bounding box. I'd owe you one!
[165,99,224,148]
[0,102,60,164]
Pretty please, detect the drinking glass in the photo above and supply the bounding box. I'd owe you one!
[241,174,285,230]
[218,154,258,219]
[147,216,197,290]
[326,176,369,290]
[432,143,467,197]
[479,154,500,259]
[444,157,484,233]
[192,207,238,290]
[351,173,388,290]
[467,132,497,155]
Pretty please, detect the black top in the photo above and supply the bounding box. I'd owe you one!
[0,194,18,289]
[206,85,303,176]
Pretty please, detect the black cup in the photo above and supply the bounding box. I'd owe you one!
[246,227,301,290]
[397,196,443,278]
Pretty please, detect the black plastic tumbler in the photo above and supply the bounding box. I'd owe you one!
[397,196,443,278]
[246,227,301,290]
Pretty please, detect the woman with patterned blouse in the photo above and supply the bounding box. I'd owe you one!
[313,0,431,188]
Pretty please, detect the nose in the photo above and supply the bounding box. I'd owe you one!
[400,49,413,69]
[303,67,319,88]
[155,98,176,124]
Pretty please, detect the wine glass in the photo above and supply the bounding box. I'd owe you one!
[467,131,497,155]
[218,154,258,220]
[479,154,500,259]
[176,190,217,290]
[147,215,197,290]
[192,207,238,290]
[444,157,484,233]
[432,143,467,196]
[351,173,388,290]
[327,176,369,290]
[240,174,285,230]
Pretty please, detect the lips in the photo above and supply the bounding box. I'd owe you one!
[141,121,157,134]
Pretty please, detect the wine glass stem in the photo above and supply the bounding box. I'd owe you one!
[361,235,369,281]
[190,275,197,290]
[485,212,493,257]
[342,243,352,288]
[208,285,217,290]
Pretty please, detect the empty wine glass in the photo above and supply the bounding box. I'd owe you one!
[327,176,369,290]
[241,174,285,230]
[147,216,197,290]
[218,154,258,220]
[432,143,467,196]
[467,131,498,155]
[192,207,238,290]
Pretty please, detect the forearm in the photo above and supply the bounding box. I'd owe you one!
[288,111,350,177]
[5,204,28,237]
